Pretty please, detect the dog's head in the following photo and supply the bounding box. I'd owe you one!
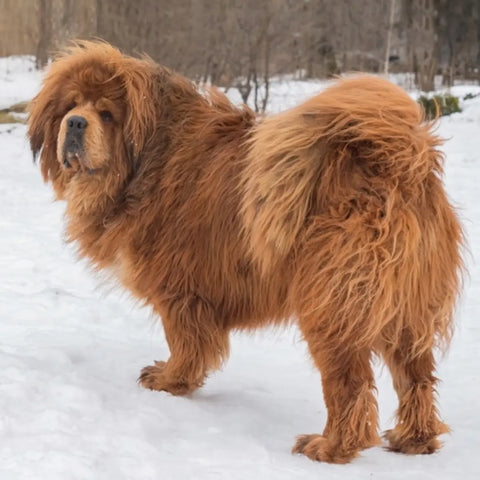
[28,41,159,199]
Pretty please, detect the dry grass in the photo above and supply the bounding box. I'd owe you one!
[0,101,29,124]
[0,111,22,124]
[6,101,29,113]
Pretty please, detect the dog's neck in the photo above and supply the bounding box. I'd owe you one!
[62,169,133,268]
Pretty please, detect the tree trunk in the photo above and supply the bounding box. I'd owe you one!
[384,0,396,75]
[36,0,52,69]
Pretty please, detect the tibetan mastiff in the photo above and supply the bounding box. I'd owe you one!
[28,41,463,463]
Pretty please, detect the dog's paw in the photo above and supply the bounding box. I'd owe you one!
[138,361,193,396]
[383,427,444,455]
[292,434,358,464]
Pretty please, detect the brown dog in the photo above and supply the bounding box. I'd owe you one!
[28,42,463,464]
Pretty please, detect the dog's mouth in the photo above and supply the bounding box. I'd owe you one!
[62,149,101,175]
[63,150,80,169]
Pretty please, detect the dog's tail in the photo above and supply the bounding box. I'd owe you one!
[243,76,441,271]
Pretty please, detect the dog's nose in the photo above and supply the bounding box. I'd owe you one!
[67,115,88,132]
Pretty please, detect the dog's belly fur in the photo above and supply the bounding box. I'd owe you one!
[112,172,293,331]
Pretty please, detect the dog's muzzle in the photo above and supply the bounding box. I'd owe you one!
[63,115,88,168]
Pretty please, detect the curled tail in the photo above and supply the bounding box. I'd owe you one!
[242,76,444,272]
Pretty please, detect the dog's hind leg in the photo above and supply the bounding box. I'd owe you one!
[292,320,381,463]
[289,215,391,463]
[379,336,449,454]
[138,294,230,395]
[378,180,461,454]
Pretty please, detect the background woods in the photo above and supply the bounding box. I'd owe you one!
[0,0,478,107]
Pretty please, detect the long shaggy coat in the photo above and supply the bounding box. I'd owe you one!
[28,42,463,464]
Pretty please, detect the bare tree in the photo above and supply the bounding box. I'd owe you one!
[2,0,479,91]
[221,0,280,112]
[401,0,438,91]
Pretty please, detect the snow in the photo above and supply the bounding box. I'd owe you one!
[0,56,42,110]
[225,76,335,113]
[1,58,479,480]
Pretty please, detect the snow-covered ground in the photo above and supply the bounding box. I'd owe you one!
[0,57,479,480]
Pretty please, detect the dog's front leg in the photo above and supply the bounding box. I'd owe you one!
[138,294,230,395]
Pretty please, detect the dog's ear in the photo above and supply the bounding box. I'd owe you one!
[121,58,160,159]
[28,80,65,191]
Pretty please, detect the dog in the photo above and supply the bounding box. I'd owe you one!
[28,41,463,464]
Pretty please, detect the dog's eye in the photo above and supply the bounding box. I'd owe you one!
[100,110,113,123]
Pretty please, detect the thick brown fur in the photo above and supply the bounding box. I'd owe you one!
[28,41,463,464]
